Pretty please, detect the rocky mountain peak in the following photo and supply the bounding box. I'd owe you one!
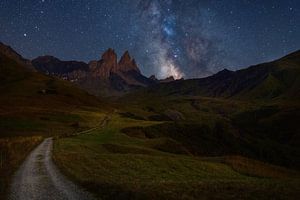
[120,50,131,61]
[117,51,140,73]
[90,49,118,78]
[101,48,117,63]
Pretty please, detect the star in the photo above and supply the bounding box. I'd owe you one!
[23,33,27,37]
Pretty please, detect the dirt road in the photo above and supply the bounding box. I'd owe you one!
[9,138,96,200]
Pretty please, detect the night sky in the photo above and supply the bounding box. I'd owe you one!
[0,0,299,79]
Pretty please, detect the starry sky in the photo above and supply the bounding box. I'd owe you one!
[0,0,299,79]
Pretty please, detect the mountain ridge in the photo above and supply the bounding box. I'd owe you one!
[32,48,156,96]
[0,42,35,71]
[1,41,299,99]
[143,50,300,100]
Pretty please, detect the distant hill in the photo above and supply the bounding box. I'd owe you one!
[145,50,300,100]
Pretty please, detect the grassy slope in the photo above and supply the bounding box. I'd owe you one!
[53,114,300,200]
[118,93,300,169]
[0,52,107,198]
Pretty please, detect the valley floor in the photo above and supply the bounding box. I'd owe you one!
[53,114,300,200]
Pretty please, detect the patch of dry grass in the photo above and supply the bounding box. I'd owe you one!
[0,136,43,199]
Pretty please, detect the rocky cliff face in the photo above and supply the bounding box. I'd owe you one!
[90,48,118,78]
[117,51,140,73]
[32,49,157,96]
[89,49,141,79]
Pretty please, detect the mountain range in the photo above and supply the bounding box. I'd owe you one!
[0,41,294,100]
[1,41,299,100]
[145,50,300,100]
[32,49,157,96]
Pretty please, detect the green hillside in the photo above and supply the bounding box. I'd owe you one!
[0,50,106,198]
[53,114,300,200]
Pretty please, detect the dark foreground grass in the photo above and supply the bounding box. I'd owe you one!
[0,136,43,199]
[0,106,106,199]
[53,115,300,200]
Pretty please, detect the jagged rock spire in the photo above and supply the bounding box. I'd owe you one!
[117,50,140,73]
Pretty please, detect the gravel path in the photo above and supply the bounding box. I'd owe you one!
[9,138,97,200]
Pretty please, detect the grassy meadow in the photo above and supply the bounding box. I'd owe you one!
[53,113,300,200]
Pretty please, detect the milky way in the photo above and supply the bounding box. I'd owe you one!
[0,0,299,78]
[137,0,228,78]
[138,0,184,79]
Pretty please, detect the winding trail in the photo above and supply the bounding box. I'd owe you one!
[9,138,96,200]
